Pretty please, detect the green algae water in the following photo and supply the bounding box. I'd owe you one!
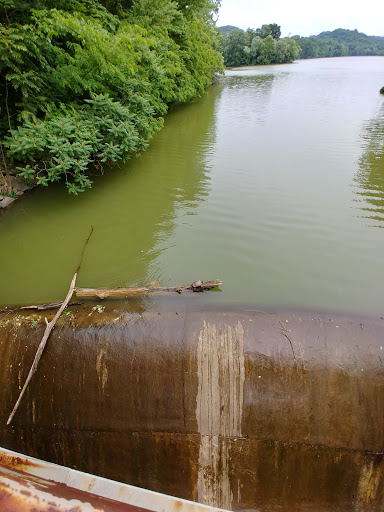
[1,57,384,315]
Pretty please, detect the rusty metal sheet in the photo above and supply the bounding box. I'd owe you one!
[0,447,230,512]
[0,464,149,511]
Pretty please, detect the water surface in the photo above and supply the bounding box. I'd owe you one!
[1,57,384,315]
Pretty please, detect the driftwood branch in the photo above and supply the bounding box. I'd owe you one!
[6,274,77,425]
[7,227,94,425]
[75,280,222,300]
[20,301,82,311]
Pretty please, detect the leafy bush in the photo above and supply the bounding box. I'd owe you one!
[0,0,223,194]
[5,94,163,194]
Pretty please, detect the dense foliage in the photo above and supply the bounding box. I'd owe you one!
[219,26,384,66]
[0,0,223,194]
[218,24,300,67]
[293,29,384,59]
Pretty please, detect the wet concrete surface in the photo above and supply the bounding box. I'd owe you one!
[0,300,384,511]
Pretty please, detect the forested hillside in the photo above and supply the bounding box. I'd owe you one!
[219,24,240,35]
[294,29,384,59]
[218,24,300,67]
[0,0,223,195]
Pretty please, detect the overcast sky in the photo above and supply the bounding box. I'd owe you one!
[217,0,384,38]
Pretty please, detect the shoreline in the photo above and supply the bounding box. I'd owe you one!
[0,172,34,209]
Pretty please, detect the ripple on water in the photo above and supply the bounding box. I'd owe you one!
[2,58,384,315]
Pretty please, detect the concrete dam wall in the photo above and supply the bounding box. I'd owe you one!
[0,300,383,511]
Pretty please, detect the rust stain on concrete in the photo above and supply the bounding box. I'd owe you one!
[96,348,108,394]
[196,321,245,509]
[356,460,382,509]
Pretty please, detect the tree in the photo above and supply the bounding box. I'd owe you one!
[256,24,271,39]
[176,0,221,20]
[221,29,248,67]
[257,35,276,64]
[269,23,281,40]
[276,38,300,62]
[249,36,262,64]
[219,23,300,67]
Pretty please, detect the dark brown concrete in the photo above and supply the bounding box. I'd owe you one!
[1,301,384,511]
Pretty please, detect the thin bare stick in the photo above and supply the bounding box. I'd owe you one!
[0,163,7,193]
[4,78,13,138]
[3,7,10,24]
[20,301,82,311]
[0,144,11,194]
[76,226,93,273]
[6,227,94,425]
[281,331,297,367]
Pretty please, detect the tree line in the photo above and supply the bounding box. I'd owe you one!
[0,0,223,195]
[219,25,384,66]
[219,24,300,67]
[294,29,384,59]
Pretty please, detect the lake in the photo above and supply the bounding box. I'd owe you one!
[1,56,384,316]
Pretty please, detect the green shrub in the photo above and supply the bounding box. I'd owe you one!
[0,0,223,194]
[5,94,163,194]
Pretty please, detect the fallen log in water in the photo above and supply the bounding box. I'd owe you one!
[75,280,222,300]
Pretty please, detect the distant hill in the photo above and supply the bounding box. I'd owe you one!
[294,28,384,58]
[218,25,241,35]
[316,28,384,43]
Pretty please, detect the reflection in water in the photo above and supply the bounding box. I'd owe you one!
[355,106,384,226]
[219,75,275,127]
[151,58,384,317]
[145,88,220,281]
